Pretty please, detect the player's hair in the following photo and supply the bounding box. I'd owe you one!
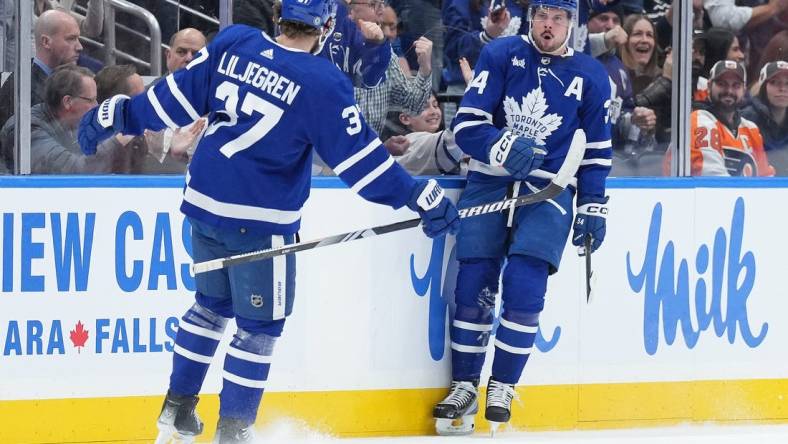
[273,2,321,38]
[95,64,138,102]
[44,65,94,111]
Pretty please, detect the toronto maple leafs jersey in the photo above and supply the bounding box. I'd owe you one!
[319,2,390,89]
[451,35,612,201]
[118,24,417,233]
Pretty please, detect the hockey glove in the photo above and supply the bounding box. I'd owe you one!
[407,179,460,238]
[571,196,609,254]
[78,94,129,155]
[487,129,545,180]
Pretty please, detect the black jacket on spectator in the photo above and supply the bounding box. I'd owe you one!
[0,103,124,173]
[0,60,49,130]
[233,0,276,37]
[742,96,788,176]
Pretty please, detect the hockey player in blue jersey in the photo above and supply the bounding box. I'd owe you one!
[76,0,459,442]
[433,0,612,436]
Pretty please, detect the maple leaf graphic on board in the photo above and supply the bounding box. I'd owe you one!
[69,321,89,353]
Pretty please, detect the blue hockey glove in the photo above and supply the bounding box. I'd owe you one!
[572,196,609,254]
[487,129,546,180]
[78,94,129,155]
[407,179,460,238]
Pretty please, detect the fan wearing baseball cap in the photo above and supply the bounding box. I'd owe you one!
[687,60,774,176]
[742,61,788,175]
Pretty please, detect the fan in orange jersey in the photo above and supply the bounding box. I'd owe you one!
[689,60,774,176]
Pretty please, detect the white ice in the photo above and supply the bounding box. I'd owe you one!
[253,420,788,444]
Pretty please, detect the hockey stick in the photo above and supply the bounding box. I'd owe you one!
[192,129,588,274]
[584,235,593,302]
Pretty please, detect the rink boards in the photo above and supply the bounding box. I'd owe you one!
[1,176,787,443]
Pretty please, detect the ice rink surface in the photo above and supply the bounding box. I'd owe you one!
[252,421,788,444]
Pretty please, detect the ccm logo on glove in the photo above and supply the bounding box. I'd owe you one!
[577,204,608,216]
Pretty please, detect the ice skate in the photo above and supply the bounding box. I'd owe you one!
[213,417,254,444]
[154,391,203,444]
[485,377,516,437]
[433,380,479,436]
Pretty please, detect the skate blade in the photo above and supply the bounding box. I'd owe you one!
[154,426,196,444]
[489,421,502,437]
[435,416,475,436]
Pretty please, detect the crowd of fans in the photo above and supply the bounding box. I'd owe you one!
[1,0,788,177]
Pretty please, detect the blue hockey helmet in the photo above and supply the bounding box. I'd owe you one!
[528,0,577,13]
[280,0,337,30]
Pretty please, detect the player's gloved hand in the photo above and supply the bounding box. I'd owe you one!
[487,129,545,180]
[407,179,460,238]
[572,196,609,254]
[78,94,129,155]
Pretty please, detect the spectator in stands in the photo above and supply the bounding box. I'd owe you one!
[94,64,148,174]
[752,31,788,93]
[0,65,128,173]
[703,0,788,34]
[380,5,412,75]
[0,9,82,130]
[142,28,208,173]
[394,92,467,175]
[648,0,705,52]
[350,1,432,151]
[634,33,708,147]
[586,5,629,58]
[388,0,443,87]
[588,6,659,165]
[686,60,773,176]
[166,28,207,74]
[619,14,661,96]
[696,27,746,101]
[442,0,526,91]
[233,0,277,37]
[742,61,788,175]
[319,1,391,89]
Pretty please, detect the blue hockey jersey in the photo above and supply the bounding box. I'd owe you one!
[319,2,390,89]
[451,35,612,201]
[119,24,416,233]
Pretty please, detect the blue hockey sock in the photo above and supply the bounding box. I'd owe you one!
[451,303,494,383]
[219,324,280,423]
[491,310,539,384]
[170,302,229,396]
[491,255,548,384]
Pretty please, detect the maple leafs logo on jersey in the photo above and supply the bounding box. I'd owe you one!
[503,88,563,146]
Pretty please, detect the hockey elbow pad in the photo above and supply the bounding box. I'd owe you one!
[487,129,545,180]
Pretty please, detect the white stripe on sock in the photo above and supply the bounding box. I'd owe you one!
[451,342,487,353]
[494,339,532,355]
[173,344,213,364]
[223,370,267,389]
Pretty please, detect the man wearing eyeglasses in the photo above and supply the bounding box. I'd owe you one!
[0,65,126,173]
